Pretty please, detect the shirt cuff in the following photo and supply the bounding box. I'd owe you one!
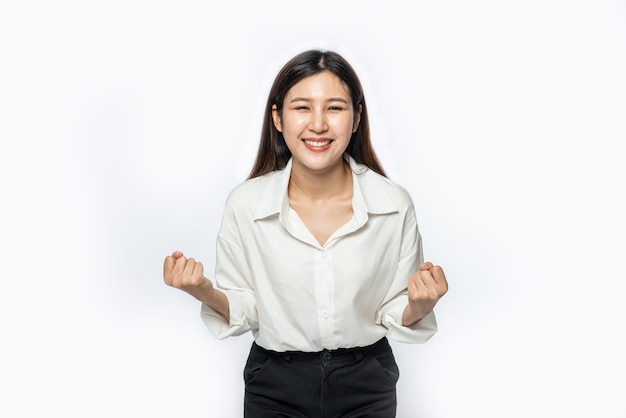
[200,291,255,339]
[378,296,438,344]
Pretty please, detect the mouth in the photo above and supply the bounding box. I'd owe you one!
[303,139,333,150]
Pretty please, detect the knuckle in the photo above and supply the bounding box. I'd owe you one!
[410,291,425,302]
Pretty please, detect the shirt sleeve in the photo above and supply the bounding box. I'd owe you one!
[200,203,258,339]
[374,201,438,343]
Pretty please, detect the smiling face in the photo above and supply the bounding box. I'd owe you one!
[272,71,361,175]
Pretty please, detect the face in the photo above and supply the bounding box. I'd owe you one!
[272,71,361,175]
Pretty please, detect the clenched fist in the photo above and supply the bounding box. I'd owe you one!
[403,262,448,326]
[163,251,229,318]
[164,250,212,294]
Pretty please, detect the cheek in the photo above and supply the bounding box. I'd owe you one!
[332,116,356,136]
[283,116,308,133]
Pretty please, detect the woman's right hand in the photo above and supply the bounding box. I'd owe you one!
[163,251,230,318]
[163,251,215,303]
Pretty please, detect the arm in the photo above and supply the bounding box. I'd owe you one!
[374,188,447,342]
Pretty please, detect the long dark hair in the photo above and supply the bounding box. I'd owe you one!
[247,49,386,179]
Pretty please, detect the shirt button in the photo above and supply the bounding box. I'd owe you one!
[321,311,329,319]
[320,251,326,258]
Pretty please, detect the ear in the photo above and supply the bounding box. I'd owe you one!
[352,104,362,133]
[272,104,282,132]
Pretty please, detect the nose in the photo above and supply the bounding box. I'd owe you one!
[308,109,328,133]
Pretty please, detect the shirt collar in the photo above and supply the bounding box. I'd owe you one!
[252,155,398,222]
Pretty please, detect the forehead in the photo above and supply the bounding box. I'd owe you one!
[286,71,351,100]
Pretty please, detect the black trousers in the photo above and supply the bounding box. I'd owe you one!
[243,337,399,418]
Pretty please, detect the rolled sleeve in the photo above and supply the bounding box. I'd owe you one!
[201,289,257,338]
[377,296,438,343]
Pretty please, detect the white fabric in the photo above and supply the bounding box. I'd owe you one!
[201,156,437,352]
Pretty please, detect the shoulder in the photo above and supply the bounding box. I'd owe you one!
[373,170,414,201]
[357,166,416,212]
[225,175,269,205]
[222,169,284,214]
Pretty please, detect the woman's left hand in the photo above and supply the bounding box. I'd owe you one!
[403,262,448,326]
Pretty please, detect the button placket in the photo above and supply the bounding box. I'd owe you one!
[315,246,336,348]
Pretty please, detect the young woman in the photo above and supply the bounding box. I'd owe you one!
[163,49,448,417]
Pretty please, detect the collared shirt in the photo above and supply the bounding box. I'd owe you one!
[201,156,437,352]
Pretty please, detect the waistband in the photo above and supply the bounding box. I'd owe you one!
[252,337,391,363]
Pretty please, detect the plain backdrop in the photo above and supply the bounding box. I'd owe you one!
[1,1,625,417]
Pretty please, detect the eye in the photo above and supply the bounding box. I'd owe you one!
[328,106,345,111]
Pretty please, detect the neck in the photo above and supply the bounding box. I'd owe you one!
[289,158,352,200]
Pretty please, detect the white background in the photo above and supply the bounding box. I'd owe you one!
[1,1,625,417]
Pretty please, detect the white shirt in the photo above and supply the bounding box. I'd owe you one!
[201,156,437,352]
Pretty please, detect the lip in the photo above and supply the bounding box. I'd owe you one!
[302,138,333,152]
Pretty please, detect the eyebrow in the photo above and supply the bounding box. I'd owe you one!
[288,97,350,104]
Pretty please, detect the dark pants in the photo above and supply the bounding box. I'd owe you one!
[243,337,399,418]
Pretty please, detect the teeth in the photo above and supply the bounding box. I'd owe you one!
[304,140,331,146]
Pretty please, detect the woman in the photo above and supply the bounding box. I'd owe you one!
[163,49,448,417]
